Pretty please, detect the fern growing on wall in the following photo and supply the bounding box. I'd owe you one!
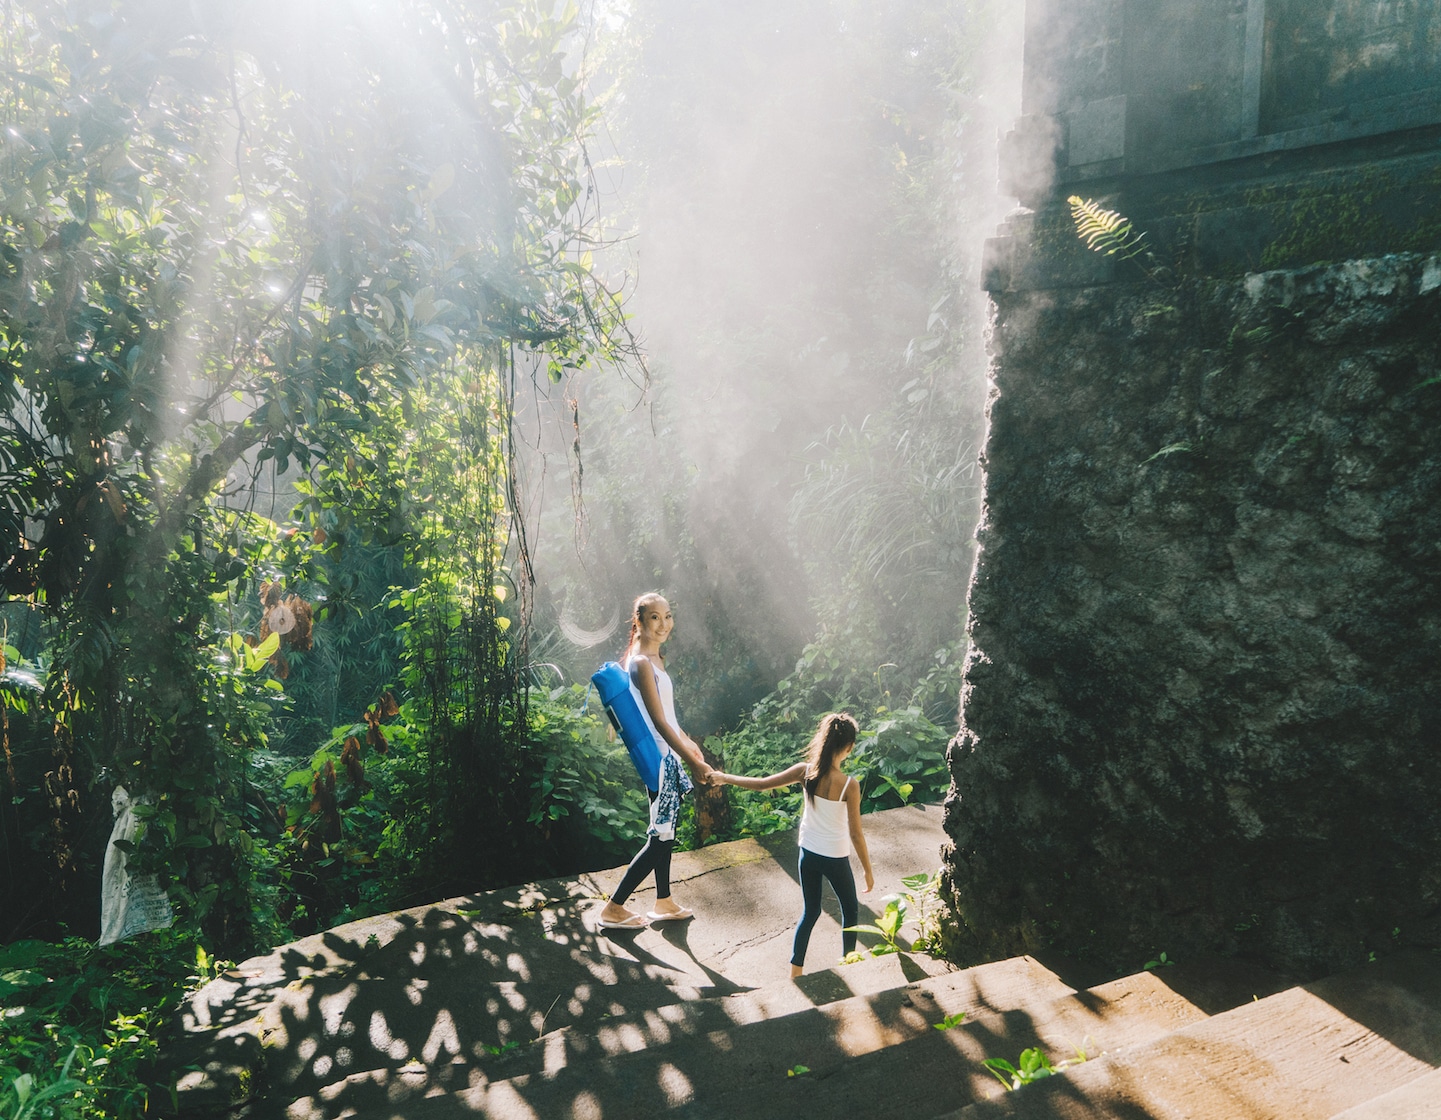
[1068,195,1148,260]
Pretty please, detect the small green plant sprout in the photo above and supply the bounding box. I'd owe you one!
[840,949,870,965]
[933,1012,967,1031]
[1143,951,1174,970]
[483,1039,521,1056]
[787,1065,810,1078]
[984,1047,1055,1090]
[899,870,943,953]
[985,1037,1095,1089]
[1068,196,1148,260]
[984,1042,1091,1091]
[845,895,908,955]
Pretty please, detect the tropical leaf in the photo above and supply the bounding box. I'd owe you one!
[1068,195,1148,260]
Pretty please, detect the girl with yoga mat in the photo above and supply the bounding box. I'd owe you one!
[596,593,716,930]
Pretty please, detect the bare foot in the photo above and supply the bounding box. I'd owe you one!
[790,964,803,979]
[651,898,687,916]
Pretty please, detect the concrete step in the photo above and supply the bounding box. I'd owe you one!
[668,957,1283,1120]
[936,950,1441,1120]
[348,955,1275,1120]
[268,954,1071,1119]
[1329,1066,1441,1120]
[247,950,946,1112]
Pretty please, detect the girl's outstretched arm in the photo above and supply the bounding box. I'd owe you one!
[717,762,807,791]
[846,781,874,893]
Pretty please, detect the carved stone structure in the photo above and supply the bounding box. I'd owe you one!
[945,0,1441,976]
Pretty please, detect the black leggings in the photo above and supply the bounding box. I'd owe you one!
[611,833,675,906]
[792,847,859,967]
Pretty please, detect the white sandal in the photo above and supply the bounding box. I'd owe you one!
[596,911,648,930]
[646,907,694,923]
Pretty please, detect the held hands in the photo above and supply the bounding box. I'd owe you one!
[681,737,713,786]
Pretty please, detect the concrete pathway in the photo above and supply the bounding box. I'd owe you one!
[172,803,1441,1119]
[177,804,952,1113]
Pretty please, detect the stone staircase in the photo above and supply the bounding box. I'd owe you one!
[172,804,1441,1119]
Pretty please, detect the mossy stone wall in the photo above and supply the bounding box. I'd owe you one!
[942,253,1441,976]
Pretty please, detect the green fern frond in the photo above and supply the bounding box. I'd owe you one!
[1068,195,1147,260]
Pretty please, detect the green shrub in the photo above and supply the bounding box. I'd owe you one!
[525,684,650,850]
[685,645,959,846]
[254,698,435,932]
[0,931,222,1119]
[252,681,653,933]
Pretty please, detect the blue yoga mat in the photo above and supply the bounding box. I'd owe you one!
[591,661,662,793]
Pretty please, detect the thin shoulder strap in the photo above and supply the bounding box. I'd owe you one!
[842,775,853,798]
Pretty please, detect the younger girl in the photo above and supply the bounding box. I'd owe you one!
[597,593,715,931]
[717,713,874,975]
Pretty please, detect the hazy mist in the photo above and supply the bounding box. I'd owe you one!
[520,0,1024,734]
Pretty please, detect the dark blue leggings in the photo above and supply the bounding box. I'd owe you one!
[792,848,859,967]
[611,834,675,906]
[611,786,677,907]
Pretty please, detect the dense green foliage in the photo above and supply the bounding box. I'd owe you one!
[0,931,221,1119]
[0,0,636,1111]
[0,0,628,938]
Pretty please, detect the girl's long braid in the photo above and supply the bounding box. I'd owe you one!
[803,713,859,799]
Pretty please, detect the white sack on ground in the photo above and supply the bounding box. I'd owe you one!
[98,785,173,947]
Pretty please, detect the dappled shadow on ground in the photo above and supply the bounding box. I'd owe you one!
[319,955,1056,1120]
[175,804,956,1118]
[254,946,1161,1120]
[206,887,745,1118]
[204,889,1441,1119]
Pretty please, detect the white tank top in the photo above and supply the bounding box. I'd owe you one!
[798,775,852,858]
[625,655,678,758]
